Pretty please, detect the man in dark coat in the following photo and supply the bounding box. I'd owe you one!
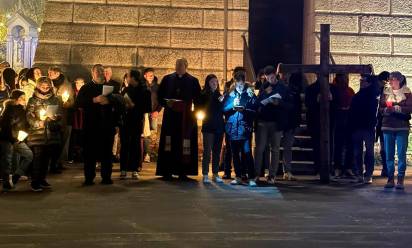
[119,69,152,179]
[75,64,122,185]
[305,78,337,175]
[156,58,201,180]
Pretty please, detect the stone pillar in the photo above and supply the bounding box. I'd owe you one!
[23,36,32,68]
[6,35,13,65]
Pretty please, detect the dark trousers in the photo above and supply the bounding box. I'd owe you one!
[333,110,353,172]
[120,126,142,172]
[230,139,255,179]
[379,133,387,174]
[223,133,233,175]
[83,133,114,182]
[352,129,375,178]
[69,129,84,162]
[32,144,60,184]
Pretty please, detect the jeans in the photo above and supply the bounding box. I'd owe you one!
[202,132,223,176]
[254,121,282,177]
[231,139,255,179]
[282,129,295,173]
[352,129,375,178]
[0,141,33,181]
[383,130,409,178]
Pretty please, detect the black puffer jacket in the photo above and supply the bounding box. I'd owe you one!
[0,100,29,143]
[26,89,63,146]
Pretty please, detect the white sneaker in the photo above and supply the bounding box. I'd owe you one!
[249,180,257,187]
[212,175,224,183]
[120,171,127,179]
[132,171,139,179]
[267,176,275,185]
[144,154,151,163]
[230,177,242,185]
[283,172,297,181]
[364,176,373,184]
[203,176,211,184]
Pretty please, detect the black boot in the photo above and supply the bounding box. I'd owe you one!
[384,177,395,189]
[12,175,21,185]
[396,176,405,190]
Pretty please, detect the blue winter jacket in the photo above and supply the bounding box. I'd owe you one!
[223,86,257,141]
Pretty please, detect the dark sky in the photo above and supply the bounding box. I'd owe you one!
[249,0,304,73]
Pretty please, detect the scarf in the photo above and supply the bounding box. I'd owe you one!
[34,88,54,100]
[384,85,411,103]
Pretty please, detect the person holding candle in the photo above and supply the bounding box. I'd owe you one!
[222,70,258,186]
[48,67,75,173]
[0,90,33,192]
[379,71,412,190]
[26,77,63,192]
[197,74,225,184]
[22,67,42,99]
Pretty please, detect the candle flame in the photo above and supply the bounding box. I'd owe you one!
[17,131,28,142]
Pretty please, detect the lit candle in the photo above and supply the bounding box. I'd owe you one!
[195,110,205,121]
[62,90,70,103]
[17,131,28,142]
[39,109,47,121]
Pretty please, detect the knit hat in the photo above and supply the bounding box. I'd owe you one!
[36,76,53,88]
[10,89,25,100]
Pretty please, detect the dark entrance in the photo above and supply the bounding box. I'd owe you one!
[249,0,305,73]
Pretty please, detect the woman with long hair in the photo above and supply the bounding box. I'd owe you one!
[198,74,225,183]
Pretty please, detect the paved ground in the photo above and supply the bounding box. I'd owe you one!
[0,163,411,248]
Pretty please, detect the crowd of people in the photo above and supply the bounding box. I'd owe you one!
[0,58,410,192]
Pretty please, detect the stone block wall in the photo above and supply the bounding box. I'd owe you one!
[34,0,249,83]
[304,0,412,88]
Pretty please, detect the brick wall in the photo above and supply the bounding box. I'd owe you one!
[303,0,412,88]
[34,0,249,83]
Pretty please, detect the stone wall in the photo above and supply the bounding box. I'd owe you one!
[34,0,249,83]
[304,0,412,88]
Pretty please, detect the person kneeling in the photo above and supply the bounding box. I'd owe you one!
[0,90,33,191]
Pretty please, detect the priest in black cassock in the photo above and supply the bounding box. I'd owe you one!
[156,58,201,180]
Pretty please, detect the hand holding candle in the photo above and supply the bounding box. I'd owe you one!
[39,108,47,121]
[62,90,70,103]
[17,130,28,142]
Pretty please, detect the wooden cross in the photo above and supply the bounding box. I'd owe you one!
[277,24,374,184]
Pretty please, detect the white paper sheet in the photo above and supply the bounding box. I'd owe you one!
[102,85,114,96]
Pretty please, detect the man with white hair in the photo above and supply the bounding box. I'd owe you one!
[156,58,201,180]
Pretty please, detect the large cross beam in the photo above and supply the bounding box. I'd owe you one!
[277,24,374,184]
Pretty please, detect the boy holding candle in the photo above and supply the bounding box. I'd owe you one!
[0,90,33,191]
[26,77,63,192]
